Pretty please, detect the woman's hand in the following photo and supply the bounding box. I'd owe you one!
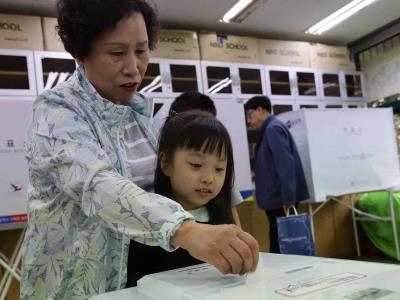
[171,220,259,275]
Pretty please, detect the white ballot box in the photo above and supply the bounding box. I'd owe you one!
[137,262,282,300]
[138,264,245,300]
[90,253,400,300]
[277,108,400,202]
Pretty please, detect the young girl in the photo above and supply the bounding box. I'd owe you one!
[126,111,236,287]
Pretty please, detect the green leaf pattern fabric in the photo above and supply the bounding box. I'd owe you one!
[20,67,193,299]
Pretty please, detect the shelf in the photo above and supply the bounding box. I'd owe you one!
[240,80,262,84]
[208,78,232,82]
[297,82,317,87]
[171,77,198,82]
[0,71,28,76]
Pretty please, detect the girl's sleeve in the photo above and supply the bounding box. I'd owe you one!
[28,98,193,251]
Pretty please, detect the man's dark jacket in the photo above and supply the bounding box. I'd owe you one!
[254,115,309,210]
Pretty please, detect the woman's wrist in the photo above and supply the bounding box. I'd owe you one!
[170,219,197,249]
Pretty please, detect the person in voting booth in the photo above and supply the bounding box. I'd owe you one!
[126,112,239,287]
[244,96,309,253]
[168,91,243,227]
[20,0,259,299]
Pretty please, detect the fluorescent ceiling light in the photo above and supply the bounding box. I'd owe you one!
[305,0,378,35]
[221,0,267,24]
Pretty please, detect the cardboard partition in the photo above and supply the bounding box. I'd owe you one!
[199,32,260,64]
[258,39,310,67]
[42,17,65,52]
[151,29,200,60]
[0,13,43,50]
[310,43,355,71]
[277,109,400,202]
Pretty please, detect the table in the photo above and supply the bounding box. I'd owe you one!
[90,253,400,300]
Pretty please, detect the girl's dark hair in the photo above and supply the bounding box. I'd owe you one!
[56,0,159,60]
[155,112,235,225]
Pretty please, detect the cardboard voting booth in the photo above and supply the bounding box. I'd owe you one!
[277,108,400,202]
[0,99,32,228]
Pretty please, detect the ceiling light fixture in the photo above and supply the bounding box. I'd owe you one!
[305,0,378,35]
[221,0,268,24]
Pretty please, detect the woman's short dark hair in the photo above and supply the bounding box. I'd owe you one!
[56,0,159,60]
[155,112,235,225]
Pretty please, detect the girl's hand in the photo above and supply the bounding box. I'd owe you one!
[171,220,259,275]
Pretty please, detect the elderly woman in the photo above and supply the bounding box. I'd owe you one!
[20,0,258,298]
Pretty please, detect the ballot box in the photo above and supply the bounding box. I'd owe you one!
[90,253,400,300]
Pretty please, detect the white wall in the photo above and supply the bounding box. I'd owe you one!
[360,36,400,102]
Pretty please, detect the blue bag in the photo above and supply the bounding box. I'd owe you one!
[276,207,316,256]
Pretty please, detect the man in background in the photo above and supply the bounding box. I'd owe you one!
[244,95,309,253]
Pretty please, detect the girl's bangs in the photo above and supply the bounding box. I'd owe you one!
[179,121,230,159]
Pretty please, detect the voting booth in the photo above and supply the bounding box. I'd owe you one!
[0,99,32,228]
[0,98,32,299]
[277,108,400,202]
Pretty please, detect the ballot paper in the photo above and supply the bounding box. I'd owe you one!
[137,261,283,300]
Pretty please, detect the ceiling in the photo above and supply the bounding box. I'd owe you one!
[0,0,399,45]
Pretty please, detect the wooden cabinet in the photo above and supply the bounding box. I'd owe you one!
[236,63,266,97]
[140,58,203,99]
[345,102,367,108]
[201,61,266,99]
[317,69,367,107]
[202,63,234,97]
[322,100,344,109]
[295,100,322,110]
[294,68,320,100]
[0,49,36,97]
[138,59,165,97]
[264,67,367,109]
[318,70,343,101]
[270,99,295,115]
[265,66,320,101]
[33,51,76,94]
[343,71,366,101]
